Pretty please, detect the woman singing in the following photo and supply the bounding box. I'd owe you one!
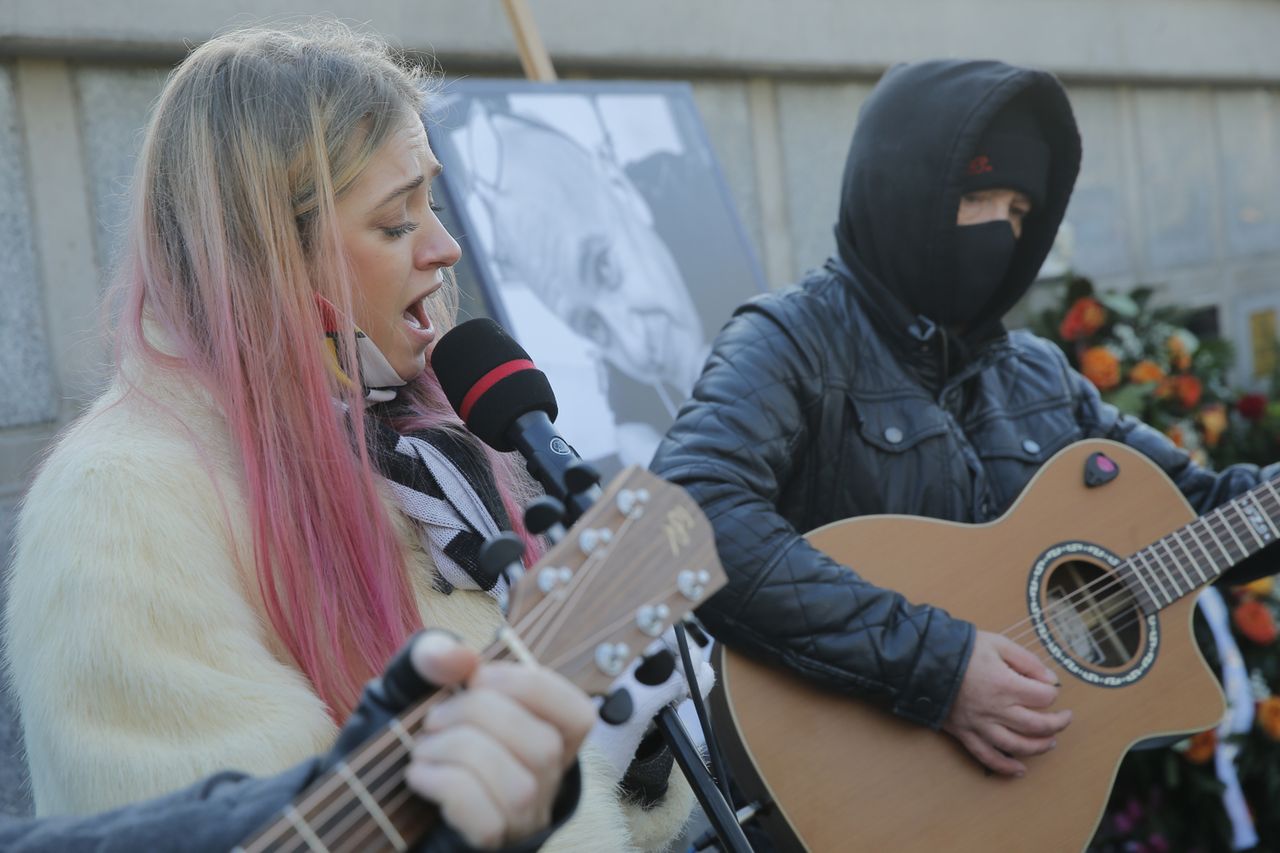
[5,22,694,851]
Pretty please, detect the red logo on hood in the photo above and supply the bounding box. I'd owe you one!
[966,155,994,176]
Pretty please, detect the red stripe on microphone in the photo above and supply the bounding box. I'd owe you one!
[459,359,536,422]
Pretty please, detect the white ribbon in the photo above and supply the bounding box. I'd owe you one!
[1197,586,1258,851]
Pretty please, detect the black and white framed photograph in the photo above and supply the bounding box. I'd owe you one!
[430,80,767,477]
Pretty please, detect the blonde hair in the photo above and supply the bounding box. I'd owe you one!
[116,22,448,716]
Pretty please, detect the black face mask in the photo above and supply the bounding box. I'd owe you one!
[929,221,1017,330]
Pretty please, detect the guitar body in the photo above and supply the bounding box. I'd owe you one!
[715,440,1226,852]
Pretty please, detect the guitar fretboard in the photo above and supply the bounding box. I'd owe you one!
[1118,478,1280,613]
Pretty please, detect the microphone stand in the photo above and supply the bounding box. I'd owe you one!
[542,465,755,853]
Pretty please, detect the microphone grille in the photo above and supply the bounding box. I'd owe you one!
[430,318,557,451]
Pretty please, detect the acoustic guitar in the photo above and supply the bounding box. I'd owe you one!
[235,467,725,852]
[715,439,1279,852]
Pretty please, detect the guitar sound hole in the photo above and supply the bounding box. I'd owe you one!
[1043,559,1143,669]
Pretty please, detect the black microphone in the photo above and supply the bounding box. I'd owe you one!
[431,318,601,524]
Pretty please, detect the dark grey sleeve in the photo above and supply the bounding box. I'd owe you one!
[0,761,320,852]
[0,755,582,853]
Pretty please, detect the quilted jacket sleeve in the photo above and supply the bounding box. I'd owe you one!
[1068,362,1280,585]
[650,301,974,728]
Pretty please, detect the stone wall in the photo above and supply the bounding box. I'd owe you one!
[3,0,1280,816]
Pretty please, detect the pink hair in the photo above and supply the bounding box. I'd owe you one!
[112,24,532,717]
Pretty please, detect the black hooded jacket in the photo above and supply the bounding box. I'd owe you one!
[650,60,1280,728]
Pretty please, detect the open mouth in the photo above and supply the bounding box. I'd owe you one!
[403,296,434,335]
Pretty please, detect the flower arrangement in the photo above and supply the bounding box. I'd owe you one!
[1033,274,1239,469]
[1031,274,1280,851]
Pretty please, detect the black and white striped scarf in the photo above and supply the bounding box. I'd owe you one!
[323,316,524,607]
[365,412,524,609]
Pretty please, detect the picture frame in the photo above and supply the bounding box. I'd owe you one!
[430,80,768,478]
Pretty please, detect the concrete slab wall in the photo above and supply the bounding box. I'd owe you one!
[2,1,1280,817]
[5,0,1280,83]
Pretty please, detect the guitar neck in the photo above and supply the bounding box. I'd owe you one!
[234,467,726,853]
[1120,477,1280,613]
[235,645,510,853]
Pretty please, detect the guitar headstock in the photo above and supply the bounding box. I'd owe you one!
[506,467,725,696]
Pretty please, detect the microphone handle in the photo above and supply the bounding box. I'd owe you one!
[507,410,600,525]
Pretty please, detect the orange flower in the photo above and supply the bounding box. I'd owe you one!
[1243,576,1275,598]
[1059,297,1107,342]
[1165,423,1186,448]
[1233,599,1279,645]
[1173,375,1202,409]
[1258,697,1280,741]
[1199,403,1228,449]
[1183,729,1216,763]
[1168,336,1192,372]
[1129,360,1165,385]
[1080,347,1120,391]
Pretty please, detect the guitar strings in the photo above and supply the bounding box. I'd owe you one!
[250,487,663,852]
[1001,502,1265,672]
[333,604,661,852]
[996,496,1274,659]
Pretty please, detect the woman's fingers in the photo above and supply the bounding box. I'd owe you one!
[468,662,596,762]
[410,631,481,689]
[404,758,508,850]
[411,725,546,836]
[425,687,567,785]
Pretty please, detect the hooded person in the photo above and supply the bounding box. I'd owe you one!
[650,59,1280,779]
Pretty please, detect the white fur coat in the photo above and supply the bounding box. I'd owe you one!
[4,360,691,851]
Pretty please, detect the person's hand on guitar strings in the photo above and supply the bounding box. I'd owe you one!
[407,631,596,850]
[941,630,1073,777]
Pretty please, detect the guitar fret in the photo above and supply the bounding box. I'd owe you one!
[335,761,408,852]
[1242,493,1280,550]
[1199,515,1233,567]
[1217,508,1249,557]
[1184,526,1220,580]
[1122,556,1159,613]
[1157,539,1194,595]
[285,806,331,853]
[1252,493,1280,539]
[1261,479,1280,516]
[1147,547,1181,602]
[1232,502,1266,549]
[388,718,416,751]
[1172,533,1208,585]
[1134,550,1171,606]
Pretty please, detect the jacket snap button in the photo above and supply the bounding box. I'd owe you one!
[1022,439,1041,454]
[884,427,904,444]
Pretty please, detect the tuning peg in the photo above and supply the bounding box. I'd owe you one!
[523,496,566,537]
[477,532,525,586]
[564,460,602,495]
[598,686,634,725]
